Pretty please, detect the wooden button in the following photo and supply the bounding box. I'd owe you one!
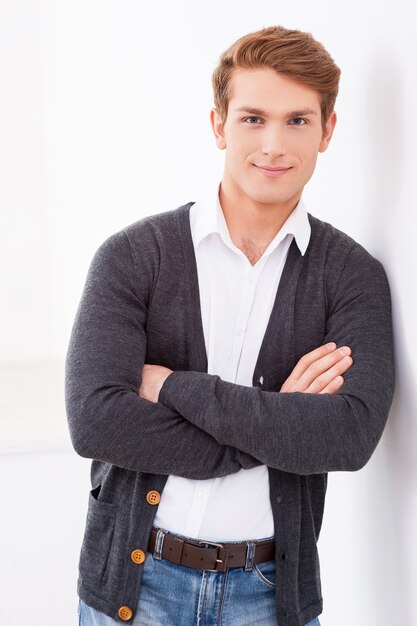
[118,606,133,621]
[146,490,161,505]
[131,549,146,564]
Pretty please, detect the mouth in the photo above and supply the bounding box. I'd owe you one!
[253,164,292,177]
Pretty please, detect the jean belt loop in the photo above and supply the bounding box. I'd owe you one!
[245,541,256,571]
[153,528,168,560]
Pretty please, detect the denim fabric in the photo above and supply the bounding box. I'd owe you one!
[79,553,321,626]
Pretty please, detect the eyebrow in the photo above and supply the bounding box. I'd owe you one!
[234,106,318,117]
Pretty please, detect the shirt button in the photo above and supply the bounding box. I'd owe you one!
[277,495,283,503]
[131,549,146,564]
[146,490,161,505]
[118,606,133,621]
[281,551,287,561]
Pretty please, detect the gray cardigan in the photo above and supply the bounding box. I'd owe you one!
[65,202,395,626]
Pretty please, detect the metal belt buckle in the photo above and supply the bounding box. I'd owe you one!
[198,540,227,572]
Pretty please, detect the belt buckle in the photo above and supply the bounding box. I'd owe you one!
[198,540,228,572]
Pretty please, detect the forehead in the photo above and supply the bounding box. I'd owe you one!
[228,67,321,114]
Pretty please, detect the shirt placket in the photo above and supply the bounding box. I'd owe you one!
[227,262,263,383]
[183,479,214,538]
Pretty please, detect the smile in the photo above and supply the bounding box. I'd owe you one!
[253,165,292,177]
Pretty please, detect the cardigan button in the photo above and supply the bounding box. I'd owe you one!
[146,490,161,505]
[131,549,146,564]
[118,606,133,621]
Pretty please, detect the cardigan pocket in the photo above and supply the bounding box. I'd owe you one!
[79,485,117,584]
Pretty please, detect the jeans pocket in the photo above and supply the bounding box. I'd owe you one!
[79,486,117,583]
[252,559,276,588]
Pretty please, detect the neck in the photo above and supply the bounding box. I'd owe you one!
[218,180,301,253]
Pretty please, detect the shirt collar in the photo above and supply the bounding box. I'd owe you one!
[193,182,311,256]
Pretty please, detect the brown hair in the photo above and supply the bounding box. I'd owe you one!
[212,26,341,132]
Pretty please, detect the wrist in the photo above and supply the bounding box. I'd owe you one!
[157,370,174,402]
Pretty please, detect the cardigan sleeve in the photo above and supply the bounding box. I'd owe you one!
[65,230,260,479]
[158,243,395,475]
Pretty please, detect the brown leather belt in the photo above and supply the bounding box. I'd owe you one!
[148,527,275,573]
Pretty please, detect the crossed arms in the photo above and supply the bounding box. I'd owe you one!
[65,230,395,478]
[139,342,353,403]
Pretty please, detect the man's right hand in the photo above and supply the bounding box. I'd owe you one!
[280,342,352,394]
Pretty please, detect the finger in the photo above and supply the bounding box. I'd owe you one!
[305,356,353,394]
[318,375,344,394]
[295,347,352,391]
[287,342,338,382]
[305,355,352,393]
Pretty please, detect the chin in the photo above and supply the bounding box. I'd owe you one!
[250,191,292,207]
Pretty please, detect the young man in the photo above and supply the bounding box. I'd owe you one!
[66,26,394,626]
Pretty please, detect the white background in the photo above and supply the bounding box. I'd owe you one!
[1,1,416,625]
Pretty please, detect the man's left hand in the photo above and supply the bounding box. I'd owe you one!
[138,364,173,403]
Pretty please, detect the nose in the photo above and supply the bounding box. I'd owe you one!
[261,125,286,156]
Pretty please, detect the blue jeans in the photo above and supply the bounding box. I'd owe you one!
[79,552,321,626]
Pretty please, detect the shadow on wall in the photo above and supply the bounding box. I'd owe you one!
[364,48,417,625]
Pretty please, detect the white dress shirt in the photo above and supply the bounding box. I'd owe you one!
[153,183,311,541]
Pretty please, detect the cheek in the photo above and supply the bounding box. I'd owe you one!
[228,128,259,152]
[293,138,321,169]
[226,138,253,167]
[298,151,320,186]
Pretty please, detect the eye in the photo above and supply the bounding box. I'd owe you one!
[289,117,308,126]
[243,116,263,125]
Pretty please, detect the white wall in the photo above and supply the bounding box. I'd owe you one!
[1,1,416,625]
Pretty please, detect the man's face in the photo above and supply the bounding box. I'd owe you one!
[210,67,336,212]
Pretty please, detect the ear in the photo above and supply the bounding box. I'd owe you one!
[319,111,337,153]
[210,108,227,150]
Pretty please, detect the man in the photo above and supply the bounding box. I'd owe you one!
[65,25,394,626]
